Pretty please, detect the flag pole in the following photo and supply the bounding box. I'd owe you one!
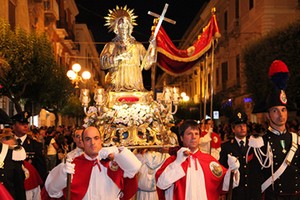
[210,40,215,119]
[199,60,203,120]
[203,54,208,120]
[147,4,176,99]
[209,8,217,120]
[64,158,71,200]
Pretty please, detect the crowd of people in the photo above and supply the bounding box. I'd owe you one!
[210,117,300,143]
[0,105,299,200]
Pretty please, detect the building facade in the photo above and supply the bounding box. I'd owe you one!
[0,0,101,127]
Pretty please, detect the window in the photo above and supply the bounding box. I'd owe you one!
[249,0,254,10]
[221,62,228,89]
[235,0,239,18]
[216,68,220,86]
[224,11,228,31]
[236,55,240,87]
[44,0,50,11]
[221,62,228,82]
[9,0,16,29]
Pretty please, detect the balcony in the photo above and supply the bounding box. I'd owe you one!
[44,0,59,23]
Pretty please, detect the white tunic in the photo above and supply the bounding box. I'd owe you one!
[45,148,141,200]
[66,147,84,160]
[156,155,208,200]
[136,151,169,200]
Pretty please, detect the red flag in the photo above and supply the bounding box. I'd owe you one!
[156,14,221,75]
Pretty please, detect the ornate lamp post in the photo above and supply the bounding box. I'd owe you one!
[180,92,190,102]
[66,63,91,88]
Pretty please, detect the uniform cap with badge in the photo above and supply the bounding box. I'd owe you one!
[229,110,248,125]
[252,60,292,113]
[11,111,31,124]
[265,60,289,110]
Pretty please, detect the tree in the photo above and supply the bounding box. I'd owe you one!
[243,20,300,113]
[0,18,72,115]
[60,94,85,127]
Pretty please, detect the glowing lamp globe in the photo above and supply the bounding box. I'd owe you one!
[72,63,81,72]
[67,70,76,80]
[82,71,91,80]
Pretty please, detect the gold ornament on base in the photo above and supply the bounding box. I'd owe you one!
[83,91,178,148]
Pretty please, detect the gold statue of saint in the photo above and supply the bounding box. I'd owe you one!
[100,6,156,92]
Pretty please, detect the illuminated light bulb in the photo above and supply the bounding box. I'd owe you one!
[72,63,81,72]
[67,70,76,80]
[82,71,91,80]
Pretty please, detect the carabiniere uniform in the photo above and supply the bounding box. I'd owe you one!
[248,128,300,199]
[22,134,47,181]
[0,143,26,200]
[247,60,300,199]
[219,138,249,200]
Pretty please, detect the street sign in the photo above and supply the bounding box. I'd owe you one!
[213,111,219,119]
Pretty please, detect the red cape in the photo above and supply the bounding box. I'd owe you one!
[41,155,137,200]
[201,131,222,148]
[24,160,43,190]
[0,184,13,200]
[155,150,227,200]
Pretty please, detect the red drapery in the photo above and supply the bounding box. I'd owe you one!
[156,14,221,75]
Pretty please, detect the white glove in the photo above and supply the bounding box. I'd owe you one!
[99,146,119,160]
[63,159,75,175]
[227,154,240,171]
[175,147,190,165]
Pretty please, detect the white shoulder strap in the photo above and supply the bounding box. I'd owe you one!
[0,144,9,168]
[261,132,298,192]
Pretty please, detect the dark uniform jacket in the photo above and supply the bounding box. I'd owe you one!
[219,138,250,200]
[248,128,300,200]
[22,135,47,181]
[0,143,26,200]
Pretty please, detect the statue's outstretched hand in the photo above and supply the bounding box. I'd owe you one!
[114,52,132,62]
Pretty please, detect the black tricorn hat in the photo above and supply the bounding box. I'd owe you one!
[11,111,31,124]
[230,110,248,125]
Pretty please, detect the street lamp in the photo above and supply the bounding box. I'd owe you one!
[66,63,91,88]
[181,92,190,102]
